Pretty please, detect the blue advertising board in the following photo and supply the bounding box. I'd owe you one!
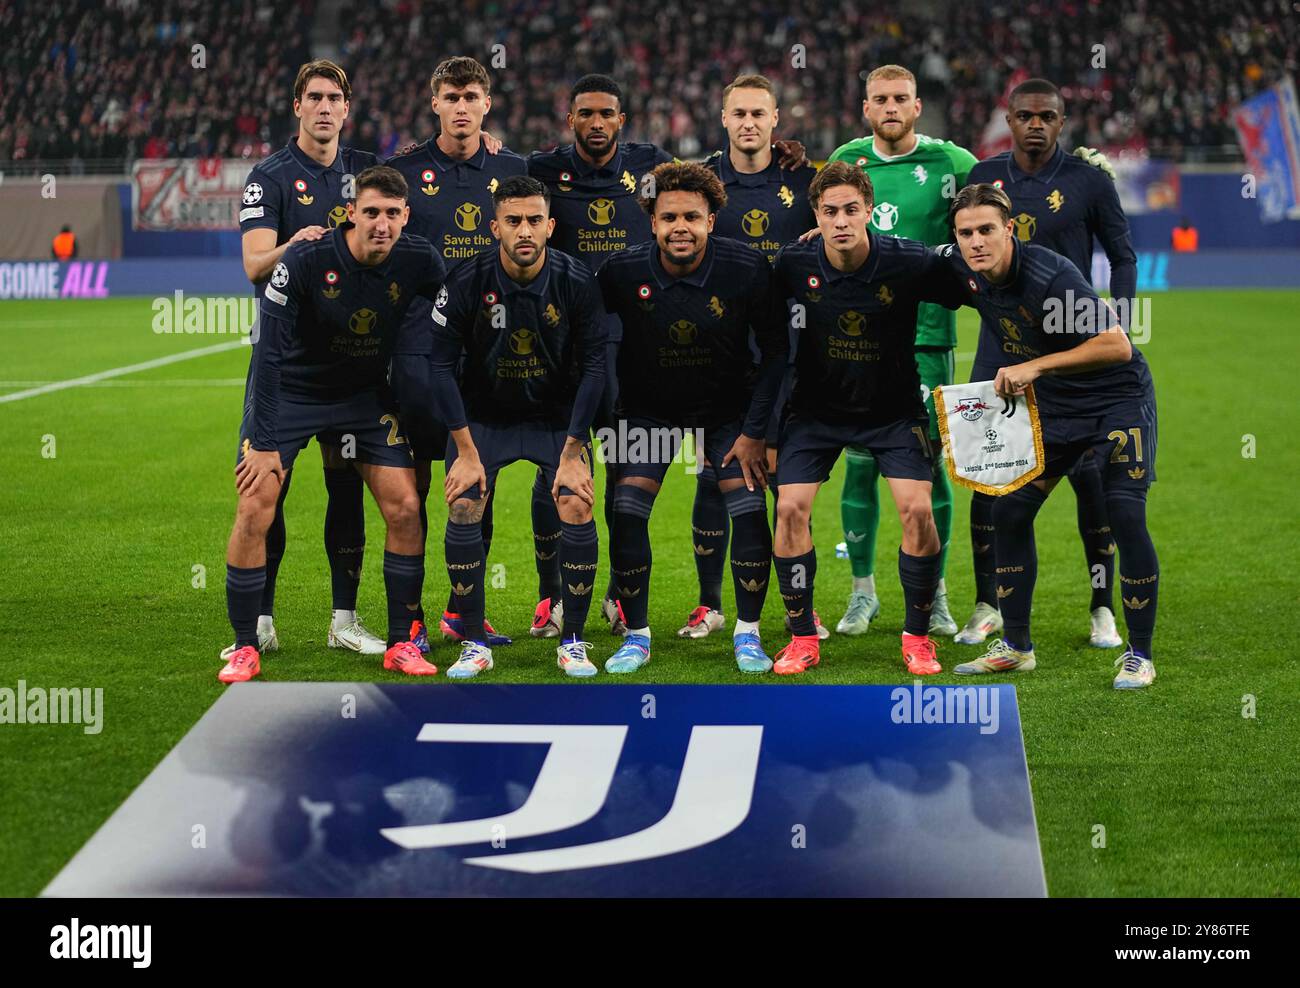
[44,683,1045,897]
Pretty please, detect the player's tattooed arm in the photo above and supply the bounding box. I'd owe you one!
[445,428,488,506]
[553,438,595,505]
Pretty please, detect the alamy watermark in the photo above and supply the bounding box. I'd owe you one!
[0,680,103,734]
[593,422,706,474]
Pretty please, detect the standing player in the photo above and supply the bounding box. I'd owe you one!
[958,78,1136,651]
[386,56,526,651]
[943,184,1158,689]
[597,162,785,674]
[825,65,975,640]
[528,75,805,637]
[526,75,674,638]
[430,176,607,679]
[221,166,446,683]
[678,73,815,641]
[232,60,385,660]
[771,163,966,677]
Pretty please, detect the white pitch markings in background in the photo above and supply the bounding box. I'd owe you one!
[0,341,245,404]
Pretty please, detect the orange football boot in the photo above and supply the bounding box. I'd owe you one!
[772,635,821,675]
[902,633,942,675]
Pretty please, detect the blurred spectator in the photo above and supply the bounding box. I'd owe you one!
[1,0,1295,170]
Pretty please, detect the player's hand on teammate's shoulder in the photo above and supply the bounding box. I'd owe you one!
[235,448,285,496]
[722,434,769,491]
[482,130,502,155]
[1072,146,1116,180]
[774,139,807,169]
[797,227,821,243]
[289,225,328,244]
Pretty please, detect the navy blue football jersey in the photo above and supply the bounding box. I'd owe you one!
[773,233,965,425]
[239,139,378,294]
[430,247,607,437]
[703,148,816,264]
[940,240,1153,417]
[385,138,528,355]
[598,236,786,434]
[527,142,673,270]
[250,226,446,446]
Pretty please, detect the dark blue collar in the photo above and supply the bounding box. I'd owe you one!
[1006,143,1065,184]
[650,237,716,288]
[287,137,347,177]
[495,249,553,297]
[817,230,882,284]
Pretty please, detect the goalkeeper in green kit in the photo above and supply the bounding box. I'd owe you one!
[824,64,974,636]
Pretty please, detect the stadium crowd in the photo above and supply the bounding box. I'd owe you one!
[2,0,1296,169]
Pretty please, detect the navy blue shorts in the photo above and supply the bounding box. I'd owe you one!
[778,411,934,486]
[445,420,592,501]
[1041,397,1158,490]
[599,415,747,486]
[237,389,413,472]
[390,351,448,462]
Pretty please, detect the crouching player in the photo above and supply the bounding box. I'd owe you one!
[431,176,607,679]
[597,161,786,674]
[770,162,966,676]
[221,166,447,683]
[945,183,1158,688]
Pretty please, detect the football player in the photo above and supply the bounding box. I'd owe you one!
[597,162,786,674]
[944,184,1158,689]
[825,65,977,640]
[430,176,607,678]
[683,73,815,641]
[233,59,385,659]
[771,162,967,676]
[959,78,1137,651]
[221,166,446,683]
[386,56,526,651]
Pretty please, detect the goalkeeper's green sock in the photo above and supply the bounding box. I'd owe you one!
[841,450,880,580]
[931,453,954,578]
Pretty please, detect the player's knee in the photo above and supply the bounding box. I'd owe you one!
[449,497,486,526]
[1104,489,1148,539]
[379,489,421,533]
[897,497,934,534]
[556,494,592,524]
[775,495,811,530]
[235,491,277,538]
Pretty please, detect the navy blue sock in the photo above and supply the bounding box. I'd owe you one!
[692,472,729,611]
[446,492,494,617]
[382,551,424,647]
[724,487,771,623]
[227,563,266,650]
[775,548,817,637]
[1109,489,1159,658]
[898,547,942,636]
[970,492,998,608]
[533,470,563,601]
[444,520,485,642]
[324,466,365,611]
[259,469,292,615]
[992,484,1048,651]
[560,520,599,639]
[611,484,656,630]
[1069,465,1115,612]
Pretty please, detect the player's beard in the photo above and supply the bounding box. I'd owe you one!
[505,241,542,268]
[576,126,619,160]
[871,116,914,143]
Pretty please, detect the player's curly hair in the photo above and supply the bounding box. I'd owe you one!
[808,160,874,211]
[639,161,727,216]
[431,56,491,96]
[949,183,1013,224]
[294,59,351,103]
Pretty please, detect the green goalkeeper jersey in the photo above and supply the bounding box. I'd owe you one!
[828,133,977,347]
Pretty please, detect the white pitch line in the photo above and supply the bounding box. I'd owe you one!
[0,341,246,405]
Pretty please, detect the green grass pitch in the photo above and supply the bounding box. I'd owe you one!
[1,293,1297,897]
